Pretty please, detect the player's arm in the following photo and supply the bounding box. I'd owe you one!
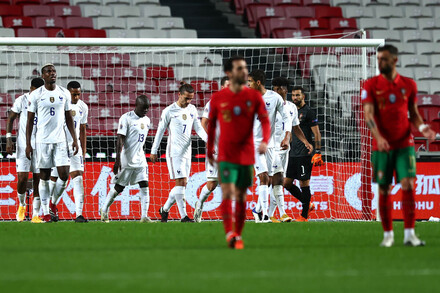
[80,124,87,157]
[256,94,270,154]
[408,92,436,142]
[150,110,170,163]
[193,111,208,142]
[311,125,323,166]
[201,117,209,133]
[25,111,35,160]
[65,110,79,155]
[207,101,218,165]
[292,125,313,154]
[363,102,390,152]
[113,134,126,175]
[277,98,291,150]
[6,110,19,155]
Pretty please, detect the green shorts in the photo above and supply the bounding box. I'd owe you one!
[218,161,254,189]
[371,146,416,185]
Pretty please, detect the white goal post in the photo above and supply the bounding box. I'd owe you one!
[0,37,384,221]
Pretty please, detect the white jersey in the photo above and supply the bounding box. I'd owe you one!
[28,85,72,144]
[253,89,288,148]
[151,102,207,159]
[202,100,219,156]
[274,100,299,151]
[65,100,88,144]
[117,111,151,169]
[11,93,37,149]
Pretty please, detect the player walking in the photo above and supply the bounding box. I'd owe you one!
[283,86,322,222]
[194,76,230,222]
[247,70,290,223]
[362,45,436,247]
[101,95,152,223]
[49,81,89,222]
[26,64,79,223]
[6,78,44,223]
[151,83,207,222]
[208,56,270,249]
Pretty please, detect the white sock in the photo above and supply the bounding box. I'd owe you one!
[52,178,68,205]
[140,187,149,218]
[268,188,277,217]
[72,176,84,217]
[103,188,119,213]
[49,180,56,204]
[255,197,262,213]
[39,180,50,215]
[163,188,177,212]
[174,186,187,219]
[18,192,26,207]
[404,228,415,240]
[258,185,269,216]
[32,197,41,217]
[384,230,394,239]
[198,185,212,207]
[273,185,286,216]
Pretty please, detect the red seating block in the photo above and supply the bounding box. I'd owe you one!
[13,0,40,5]
[0,94,12,106]
[35,16,64,29]
[109,93,138,106]
[52,6,82,17]
[419,106,440,122]
[83,67,143,80]
[0,0,11,4]
[247,5,285,28]
[146,67,175,79]
[417,94,440,107]
[190,80,219,93]
[149,93,171,106]
[158,80,181,93]
[300,18,329,30]
[272,0,301,6]
[70,53,99,67]
[65,17,94,29]
[46,28,75,37]
[78,29,106,38]
[233,0,271,15]
[259,17,299,38]
[99,53,131,67]
[303,0,330,6]
[2,16,33,28]
[94,79,124,93]
[284,7,315,19]
[42,0,70,5]
[23,5,51,17]
[315,6,342,19]
[0,106,10,118]
[89,106,129,119]
[130,80,158,93]
[16,28,46,37]
[310,29,340,37]
[0,5,22,17]
[329,18,358,30]
[82,93,108,106]
[272,29,310,39]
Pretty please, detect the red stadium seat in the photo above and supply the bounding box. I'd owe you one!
[2,16,33,28]
[82,93,108,106]
[0,5,22,17]
[94,79,125,93]
[158,80,181,93]
[417,94,440,107]
[0,106,10,119]
[111,93,138,106]
[23,5,51,17]
[90,118,119,135]
[70,53,99,67]
[259,17,299,38]
[300,18,329,30]
[233,0,271,15]
[246,5,285,28]
[46,28,75,37]
[428,141,440,152]
[419,106,440,122]
[41,0,70,5]
[16,28,46,37]
[272,0,301,7]
[146,67,175,80]
[315,7,342,19]
[77,29,106,38]
[190,80,219,93]
[149,93,171,106]
[89,106,127,119]
[310,29,341,37]
[0,94,12,106]
[198,92,213,107]
[52,6,82,17]
[414,139,428,152]
[13,0,40,5]
[284,7,315,19]
[131,80,158,93]
[99,53,131,67]
[0,0,11,3]
[272,29,310,39]
[65,17,94,29]
[148,106,163,130]
[35,17,65,29]
[303,0,330,6]
[329,18,358,30]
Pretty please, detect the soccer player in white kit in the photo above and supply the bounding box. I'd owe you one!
[6,78,45,223]
[49,81,89,222]
[247,70,290,223]
[101,95,152,223]
[26,64,79,223]
[268,77,311,223]
[151,83,207,222]
[194,76,230,223]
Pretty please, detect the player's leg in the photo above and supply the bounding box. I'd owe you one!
[138,181,152,223]
[36,143,56,222]
[16,172,29,222]
[48,168,58,221]
[159,156,177,222]
[195,180,218,223]
[31,172,43,223]
[271,171,291,222]
[218,162,238,247]
[101,183,125,223]
[70,150,86,222]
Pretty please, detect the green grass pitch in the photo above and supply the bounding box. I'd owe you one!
[1,221,439,293]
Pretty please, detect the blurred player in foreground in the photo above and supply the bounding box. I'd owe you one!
[207,56,270,249]
[362,45,436,247]
[194,76,230,222]
[101,95,152,223]
[49,81,89,222]
[6,78,44,223]
[151,83,207,223]
[283,86,321,222]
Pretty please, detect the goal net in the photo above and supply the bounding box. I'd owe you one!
[0,37,383,221]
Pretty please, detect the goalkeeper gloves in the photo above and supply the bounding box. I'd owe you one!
[311,150,324,167]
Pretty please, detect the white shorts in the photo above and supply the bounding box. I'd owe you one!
[206,158,218,181]
[166,156,191,180]
[16,145,39,173]
[254,147,275,176]
[36,142,71,169]
[275,149,289,176]
[114,166,148,186]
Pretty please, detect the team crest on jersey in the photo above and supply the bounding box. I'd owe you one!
[59,96,63,101]
[401,88,406,95]
[190,113,194,119]
[50,97,54,103]
[233,106,241,116]
[72,110,76,117]
[246,101,252,107]
[182,114,187,120]
[389,94,396,104]
[141,123,145,129]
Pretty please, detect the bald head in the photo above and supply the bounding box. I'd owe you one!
[134,95,150,117]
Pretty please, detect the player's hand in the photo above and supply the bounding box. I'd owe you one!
[72,141,79,156]
[208,156,216,166]
[377,136,390,152]
[150,154,158,164]
[25,144,33,160]
[421,125,436,143]
[258,142,268,155]
[280,138,290,150]
[6,138,14,155]
[113,158,121,175]
[311,152,324,167]
[305,142,313,154]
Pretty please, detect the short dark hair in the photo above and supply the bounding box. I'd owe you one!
[272,77,289,88]
[67,81,81,90]
[292,86,305,94]
[220,76,229,87]
[179,82,194,95]
[378,44,398,56]
[136,94,150,109]
[223,56,246,73]
[249,69,266,85]
[31,77,44,89]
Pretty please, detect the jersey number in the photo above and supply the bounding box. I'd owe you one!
[183,124,186,134]
[282,122,285,131]
[138,134,145,142]
[50,107,55,116]
[74,121,77,128]
[33,117,37,125]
